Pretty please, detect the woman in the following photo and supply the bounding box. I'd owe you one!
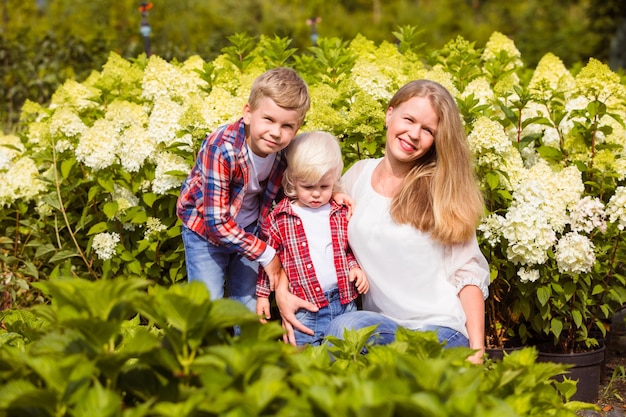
[275,80,489,363]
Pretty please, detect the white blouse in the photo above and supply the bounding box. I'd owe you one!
[343,158,489,338]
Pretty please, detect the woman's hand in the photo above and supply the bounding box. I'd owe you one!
[332,192,355,219]
[274,275,319,345]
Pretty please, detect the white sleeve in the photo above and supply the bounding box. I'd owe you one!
[341,159,369,197]
[445,236,490,299]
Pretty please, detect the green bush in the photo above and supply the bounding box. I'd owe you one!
[0,278,594,416]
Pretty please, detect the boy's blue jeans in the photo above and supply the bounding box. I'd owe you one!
[325,310,469,348]
[181,224,258,312]
[294,287,357,346]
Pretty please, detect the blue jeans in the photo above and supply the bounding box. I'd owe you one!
[181,223,258,312]
[325,310,469,348]
[294,288,357,346]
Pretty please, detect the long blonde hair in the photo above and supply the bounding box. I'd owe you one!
[389,80,484,244]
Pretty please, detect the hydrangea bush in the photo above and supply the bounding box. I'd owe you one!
[1,29,626,353]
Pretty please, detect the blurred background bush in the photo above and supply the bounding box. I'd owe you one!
[1,0,625,132]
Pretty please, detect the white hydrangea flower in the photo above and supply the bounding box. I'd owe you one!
[555,232,596,274]
[518,267,540,283]
[501,203,556,266]
[151,152,190,195]
[478,214,504,247]
[75,119,120,170]
[147,97,185,147]
[606,186,626,230]
[49,107,87,139]
[569,196,607,234]
[542,127,561,148]
[92,232,120,260]
[118,125,156,172]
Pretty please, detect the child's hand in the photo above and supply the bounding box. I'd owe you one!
[332,192,355,220]
[256,297,271,323]
[350,267,369,294]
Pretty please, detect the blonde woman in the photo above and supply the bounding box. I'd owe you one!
[276,80,489,363]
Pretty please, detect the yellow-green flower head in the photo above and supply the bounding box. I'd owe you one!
[418,65,459,98]
[481,31,523,70]
[349,35,407,102]
[144,217,167,241]
[467,116,510,156]
[529,53,575,96]
[181,55,207,73]
[0,134,25,170]
[20,100,49,124]
[50,79,100,112]
[493,72,520,97]
[142,55,207,103]
[97,52,144,98]
[201,87,245,131]
[305,83,348,133]
[575,58,625,103]
[461,76,496,107]
[106,101,149,130]
[112,183,139,218]
[0,157,47,207]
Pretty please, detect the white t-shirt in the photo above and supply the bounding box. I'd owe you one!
[236,148,276,228]
[291,202,338,291]
[343,158,489,338]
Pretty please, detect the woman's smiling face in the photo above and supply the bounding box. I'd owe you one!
[384,96,438,164]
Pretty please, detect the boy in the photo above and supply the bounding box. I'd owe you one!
[176,67,310,312]
[256,131,369,346]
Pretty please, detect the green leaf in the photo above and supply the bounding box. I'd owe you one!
[61,157,76,180]
[49,250,79,263]
[103,201,118,219]
[551,318,563,338]
[87,222,109,235]
[142,192,158,207]
[537,286,551,306]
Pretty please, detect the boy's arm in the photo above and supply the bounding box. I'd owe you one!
[203,142,267,260]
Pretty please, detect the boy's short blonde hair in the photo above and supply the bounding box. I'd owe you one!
[283,131,343,199]
[248,67,310,126]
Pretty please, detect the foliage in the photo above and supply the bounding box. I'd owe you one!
[2,26,626,352]
[0,278,597,416]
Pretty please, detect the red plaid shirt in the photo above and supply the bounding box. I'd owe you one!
[176,118,286,260]
[256,198,360,308]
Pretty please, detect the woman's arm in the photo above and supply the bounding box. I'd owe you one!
[459,285,485,363]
